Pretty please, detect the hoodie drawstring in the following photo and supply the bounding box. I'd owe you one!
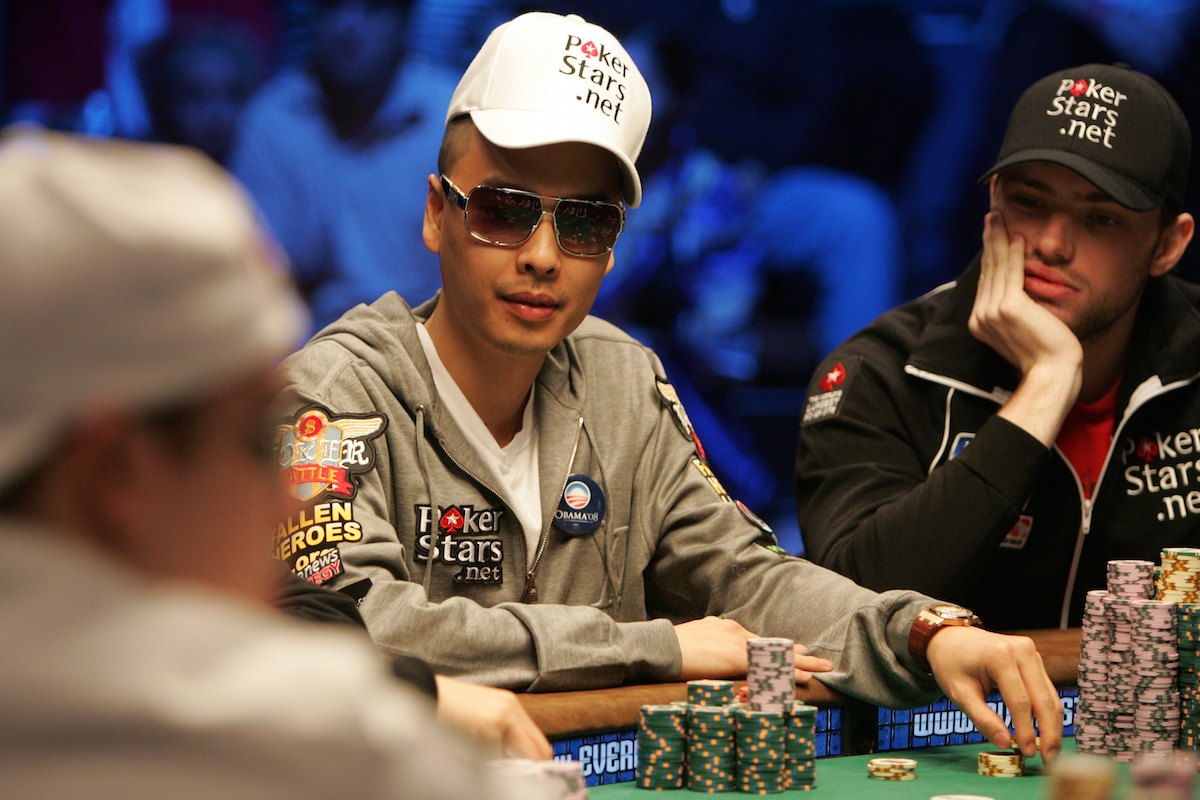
[414,405,438,596]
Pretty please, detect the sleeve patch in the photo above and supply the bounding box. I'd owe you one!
[277,405,387,502]
[801,355,863,426]
[656,377,696,443]
[692,456,732,502]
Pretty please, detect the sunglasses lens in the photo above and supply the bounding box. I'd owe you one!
[466,188,542,245]
[555,201,624,256]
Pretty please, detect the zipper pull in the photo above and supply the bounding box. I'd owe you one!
[522,571,538,603]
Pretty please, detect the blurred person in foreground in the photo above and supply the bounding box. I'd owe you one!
[0,126,534,798]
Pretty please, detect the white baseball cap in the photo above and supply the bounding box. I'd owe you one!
[447,12,652,207]
[0,127,308,490]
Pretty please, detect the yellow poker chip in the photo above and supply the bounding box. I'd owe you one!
[978,750,1025,777]
[867,757,918,780]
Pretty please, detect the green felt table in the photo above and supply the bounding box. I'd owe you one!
[589,740,1133,799]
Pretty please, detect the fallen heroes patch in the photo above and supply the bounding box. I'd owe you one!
[801,355,862,426]
[277,405,387,502]
[275,500,363,585]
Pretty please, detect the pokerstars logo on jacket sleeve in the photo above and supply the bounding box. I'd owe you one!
[802,356,862,425]
[1121,426,1200,522]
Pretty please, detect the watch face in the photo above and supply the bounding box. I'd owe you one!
[932,604,974,619]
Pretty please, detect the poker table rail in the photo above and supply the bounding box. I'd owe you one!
[518,628,1081,749]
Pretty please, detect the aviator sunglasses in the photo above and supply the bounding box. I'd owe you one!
[440,175,625,257]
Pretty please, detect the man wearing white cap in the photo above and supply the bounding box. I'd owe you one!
[0,127,500,798]
[276,11,1064,761]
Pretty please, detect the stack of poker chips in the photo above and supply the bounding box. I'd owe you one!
[734,707,786,793]
[488,758,589,800]
[1076,557,1187,761]
[636,653,816,794]
[1074,589,1111,754]
[784,703,818,791]
[1128,598,1180,757]
[637,704,688,790]
[1179,604,1200,751]
[866,756,917,781]
[977,749,1024,777]
[1158,547,1200,603]
[687,704,737,792]
[689,679,737,708]
[746,638,795,713]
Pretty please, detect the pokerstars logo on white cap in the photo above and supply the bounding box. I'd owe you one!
[446,12,652,207]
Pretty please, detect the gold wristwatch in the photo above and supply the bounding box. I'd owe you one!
[908,604,983,672]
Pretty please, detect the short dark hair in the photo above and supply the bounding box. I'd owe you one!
[437,114,474,176]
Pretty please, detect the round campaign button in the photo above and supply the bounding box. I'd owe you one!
[553,474,606,537]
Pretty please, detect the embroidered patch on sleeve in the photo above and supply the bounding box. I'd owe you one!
[657,377,696,441]
[274,500,364,584]
[277,405,387,502]
[1000,515,1033,549]
[801,355,862,426]
[691,456,732,502]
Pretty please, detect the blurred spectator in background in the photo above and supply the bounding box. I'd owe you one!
[575,3,931,532]
[229,0,458,332]
[136,16,264,165]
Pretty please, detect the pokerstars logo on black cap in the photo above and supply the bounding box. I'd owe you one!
[980,63,1191,210]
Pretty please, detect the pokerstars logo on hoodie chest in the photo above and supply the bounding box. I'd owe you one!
[1121,426,1200,522]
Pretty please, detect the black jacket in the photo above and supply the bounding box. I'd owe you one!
[796,256,1200,629]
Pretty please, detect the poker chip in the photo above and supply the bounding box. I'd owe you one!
[785,703,818,791]
[746,638,795,714]
[639,643,817,793]
[1107,559,1156,599]
[977,751,1024,777]
[735,707,786,794]
[637,704,687,790]
[688,679,736,707]
[867,757,917,781]
[1078,556,1190,761]
[686,703,737,792]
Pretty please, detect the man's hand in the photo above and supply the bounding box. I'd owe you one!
[674,616,833,683]
[969,212,1082,446]
[925,625,1062,762]
[434,675,553,760]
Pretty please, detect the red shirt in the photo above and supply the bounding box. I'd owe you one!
[1056,378,1122,499]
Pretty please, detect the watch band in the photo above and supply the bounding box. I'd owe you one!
[908,605,983,672]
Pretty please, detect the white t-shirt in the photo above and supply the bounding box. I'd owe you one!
[417,324,544,566]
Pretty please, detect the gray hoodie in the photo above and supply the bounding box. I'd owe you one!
[276,292,941,707]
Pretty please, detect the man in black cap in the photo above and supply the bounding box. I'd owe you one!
[796,63,1197,630]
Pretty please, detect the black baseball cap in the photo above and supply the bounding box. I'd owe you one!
[980,63,1191,210]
